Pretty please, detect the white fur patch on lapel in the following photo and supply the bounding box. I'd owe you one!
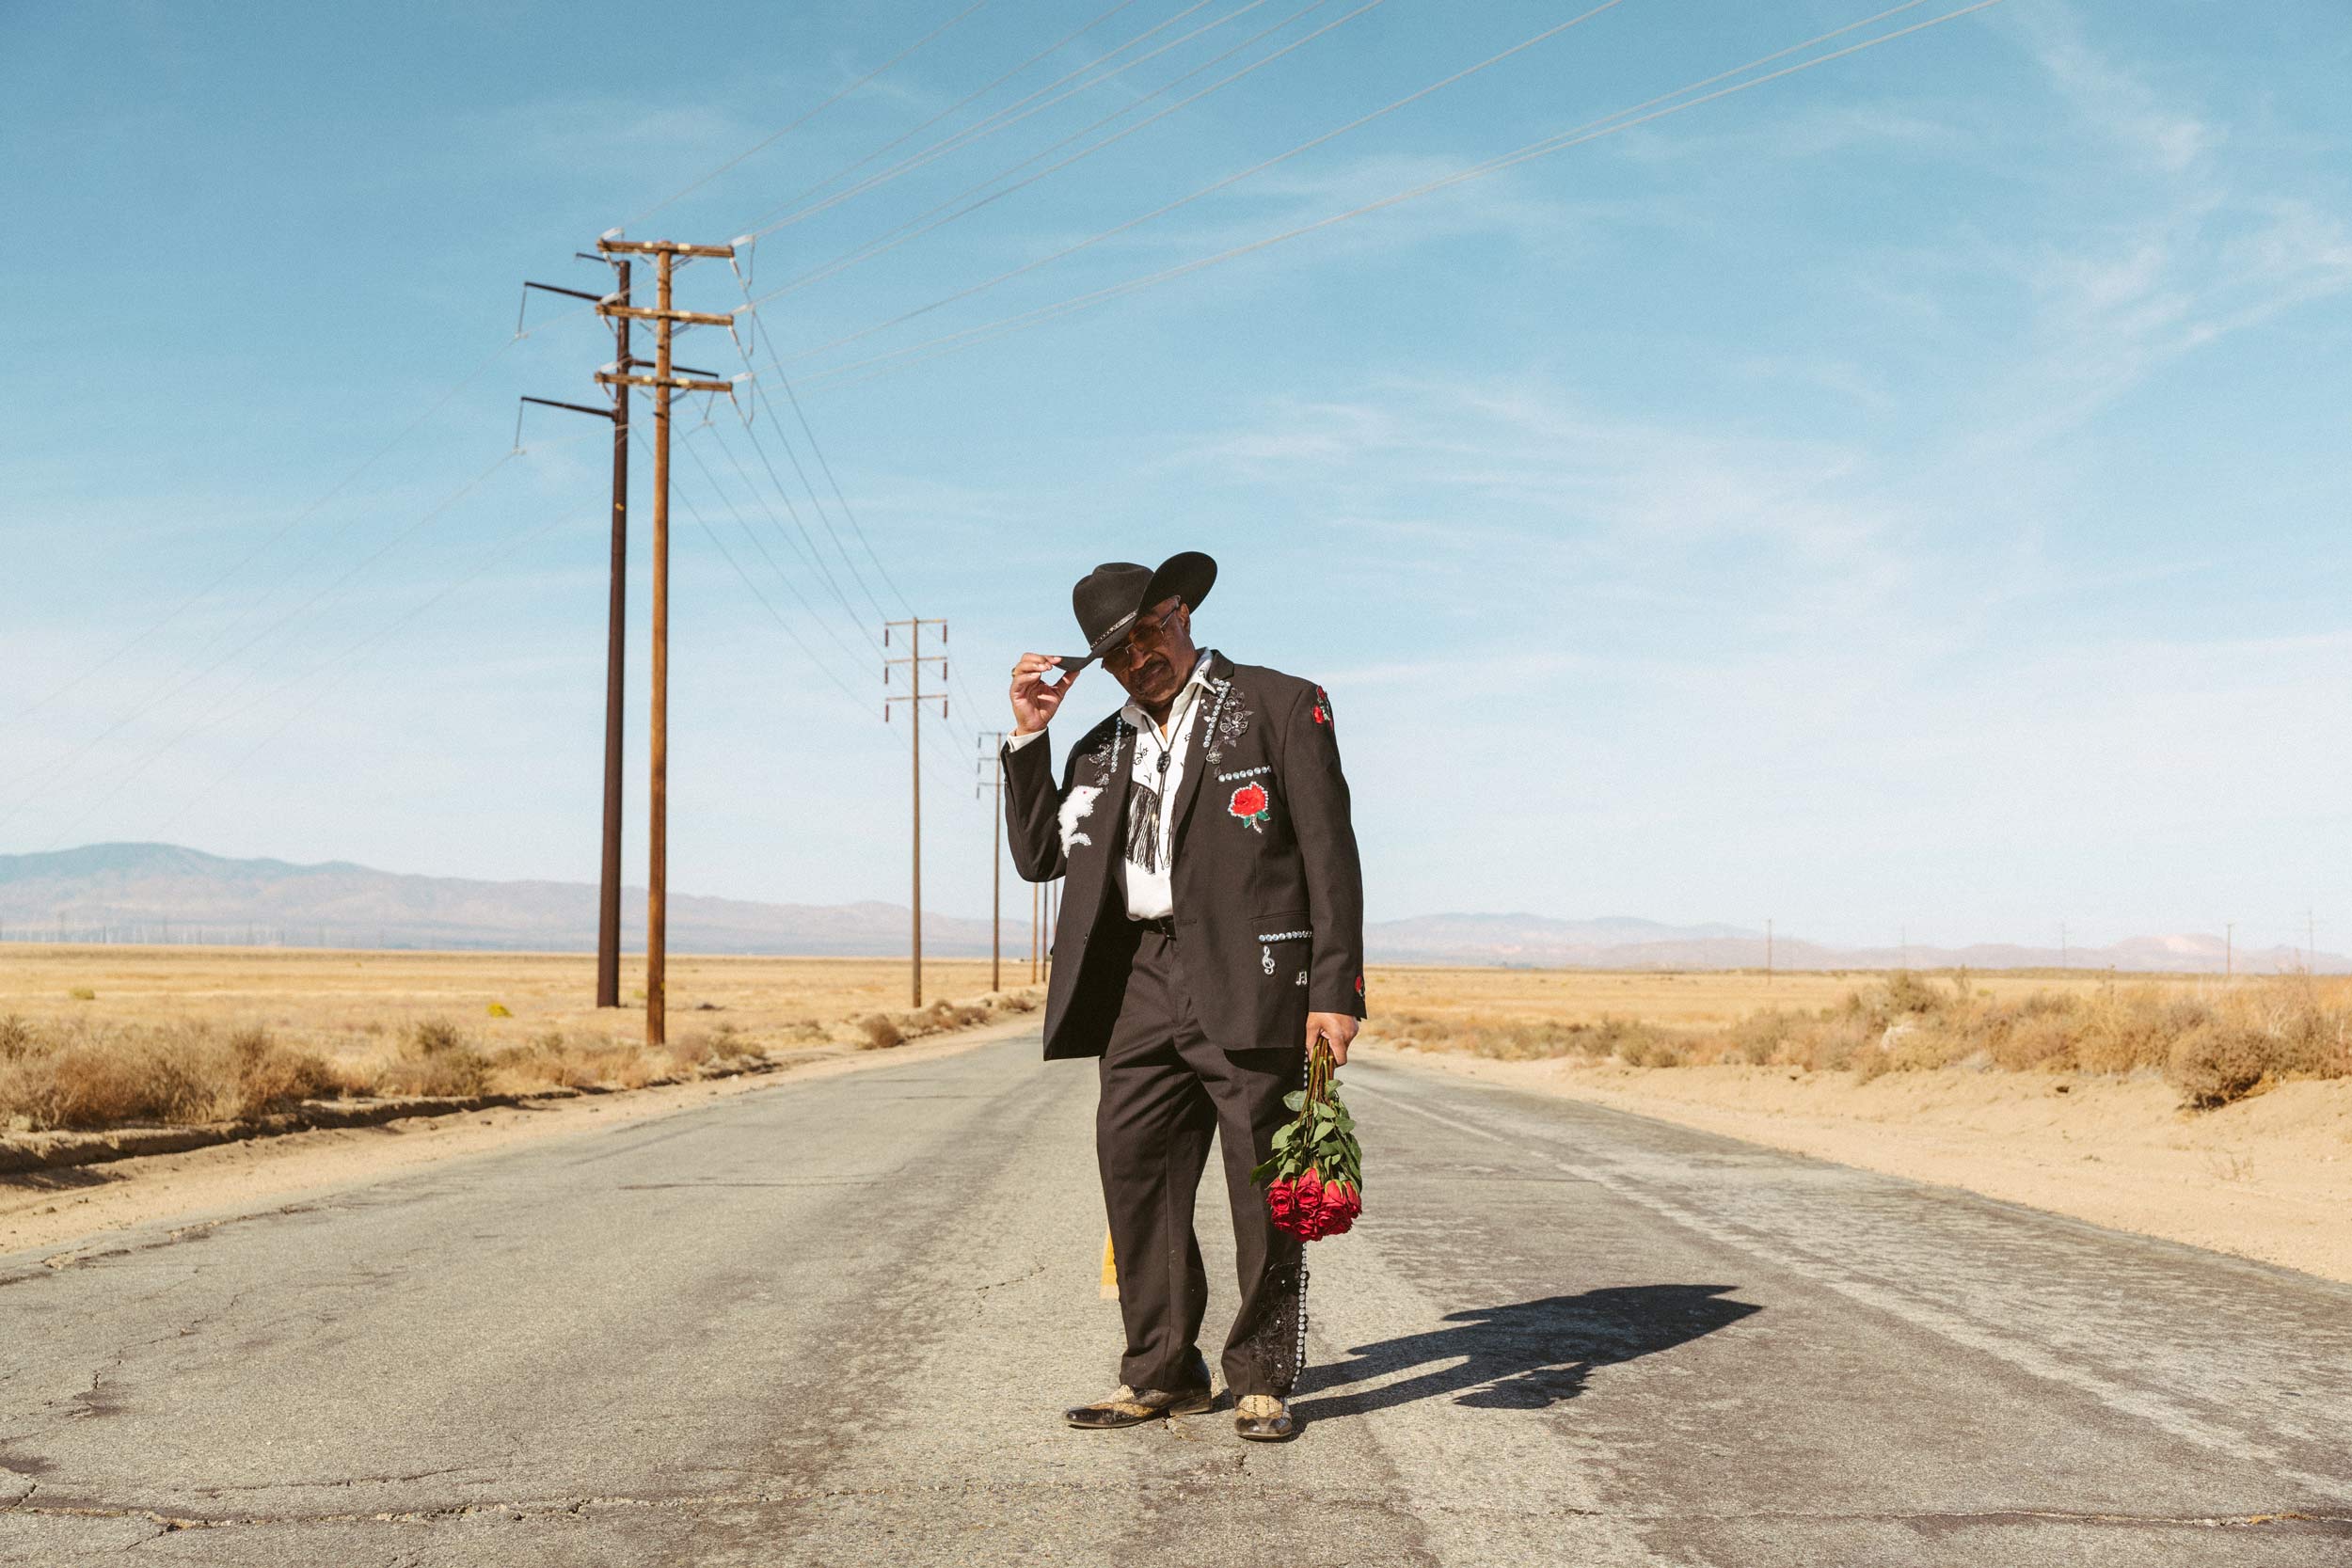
[1058,784,1103,852]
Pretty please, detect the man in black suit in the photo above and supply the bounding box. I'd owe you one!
[1002,551,1365,1443]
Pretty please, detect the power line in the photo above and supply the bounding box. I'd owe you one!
[666,452,876,715]
[0,442,557,826]
[142,505,598,846]
[741,0,1346,309]
[675,461,971,796]
[765,0,1611,353]
[739,324,996,730]
[706,390,879,641]
[795,0,1983,391]
[737,0,1245,242]
[42,446,600,848]
[620,0,997,230]
[673,425,874,674]
[732,0,1152,263]
[7,335,525,731]
[738,354,896,626]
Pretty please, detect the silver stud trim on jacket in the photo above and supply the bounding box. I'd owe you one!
[1256,928,1312,943]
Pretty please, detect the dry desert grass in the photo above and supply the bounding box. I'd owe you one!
[1370,968,2351,1108]
[0,946,1039,1132]
[1364,965,2352,1282]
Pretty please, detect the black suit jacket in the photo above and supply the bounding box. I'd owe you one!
[1003,652,1366,1061]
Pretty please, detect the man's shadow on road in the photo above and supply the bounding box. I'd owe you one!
[1293,1285,1760,1421]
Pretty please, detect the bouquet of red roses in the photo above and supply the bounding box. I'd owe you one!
[1250,1039,1362,1240]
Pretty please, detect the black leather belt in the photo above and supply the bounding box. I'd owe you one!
[1131,915,1177,937]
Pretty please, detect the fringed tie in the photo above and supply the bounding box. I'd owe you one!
[1124,780,1163,874]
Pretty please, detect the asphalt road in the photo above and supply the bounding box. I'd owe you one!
[2,1033,2347,1567]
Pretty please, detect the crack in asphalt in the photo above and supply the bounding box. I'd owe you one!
[972,1260,1046,1295]
[7,1203,321,1288]
[8,1485,2345,1536]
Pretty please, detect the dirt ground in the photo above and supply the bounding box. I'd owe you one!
[0,945,1029,1060]
[1367,963,2208,1029]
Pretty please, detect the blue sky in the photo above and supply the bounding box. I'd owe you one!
[4,0,2347,952]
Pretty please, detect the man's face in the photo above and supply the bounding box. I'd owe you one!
[1104,596,1198,708]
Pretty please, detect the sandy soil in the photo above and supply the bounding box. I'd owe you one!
[1367,963,2210,1028]
[1375,1043,2352,1284]
[0,945,1031,1065]
[0,1015,1033,1260]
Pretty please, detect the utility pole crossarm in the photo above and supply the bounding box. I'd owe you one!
[519,395,615,422]
[524,280,612,304]
[596,371,740,394]
[598,238,738,259]
[598,304,737,327]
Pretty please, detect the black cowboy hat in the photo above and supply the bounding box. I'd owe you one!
[1053,551,1216,672]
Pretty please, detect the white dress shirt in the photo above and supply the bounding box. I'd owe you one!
[1005,650,1214,921]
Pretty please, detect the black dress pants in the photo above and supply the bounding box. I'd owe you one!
[1095,923,1308,1399]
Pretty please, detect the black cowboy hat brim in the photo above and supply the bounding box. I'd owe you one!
[1059,551,1216,670]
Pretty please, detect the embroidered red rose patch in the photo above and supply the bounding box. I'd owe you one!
[1311,686,1332,725]
[1228,782,1271,832]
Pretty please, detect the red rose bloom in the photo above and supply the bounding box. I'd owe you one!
[1317,1178,1360,1236]
[1230,783,1268,818]
[1265,1177,1296,1226]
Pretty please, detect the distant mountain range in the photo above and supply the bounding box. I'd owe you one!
[0,843,1006,958]
[1360,914,2342,975]
[0,844,2340,974]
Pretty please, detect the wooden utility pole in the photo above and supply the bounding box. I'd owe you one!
[594,235,737,1047]
[1765,918,1773,985]
[883,618,949,1007]
[517,254,637,1008]
[976,730,1007,993]
[596,260,631,1008]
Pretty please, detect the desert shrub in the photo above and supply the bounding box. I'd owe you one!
[1619,1034,1688,1069]
[1795,1014,1875,1073]
[1986,1000,2079,1071]
[2166,1021,2275,1108]
[484,1029,648,1092]
[407,1019,468,1057]
[0,1018,355,1130]
[68,987,95,1003]
[379,1018,489,1097]
[1878,971,1948,1019]
[927,999,989,1030]
[859,1014,905,1051]
[2073,984,2184,1075]
[1730,1009,1803,1066]
[0,1015,34,1061]
[705,1022,759,1061]
[226,1025,342,1117]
